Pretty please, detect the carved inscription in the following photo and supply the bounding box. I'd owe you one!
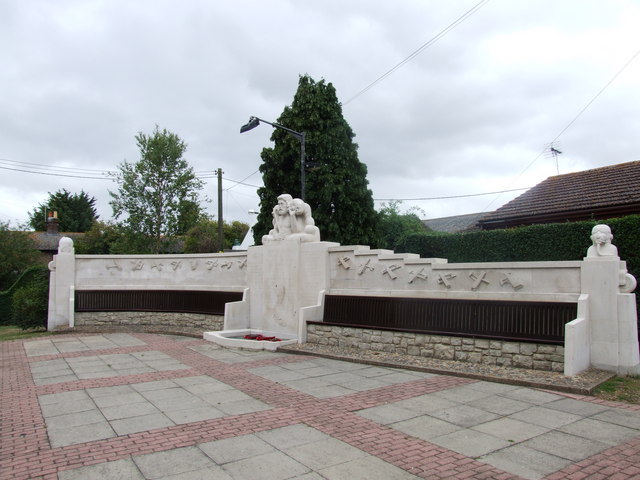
[337,256,352,270]
[500,274,523,291]
[357,259,375,275]
[437,273,456,288]
[382,264,402,280]
[408,268,428,284]
[469,271,490,291]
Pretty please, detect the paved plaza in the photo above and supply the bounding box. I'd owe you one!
[2,333,640,479]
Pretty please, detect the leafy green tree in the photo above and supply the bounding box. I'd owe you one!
[254,75,378,245]
[109,126,205,253]
[27,189,98,232]
[0,222,42,291]
[376,201,428,251]
[184,220,250,253]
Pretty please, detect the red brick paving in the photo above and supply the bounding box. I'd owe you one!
[2,333,640,480]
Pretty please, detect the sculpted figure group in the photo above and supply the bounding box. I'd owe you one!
[262,194,321,243]
[587,224,618,258]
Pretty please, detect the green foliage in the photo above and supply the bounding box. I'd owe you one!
[75,221,165,254]
[183,220,250,253]
[109,126,205,253]
[28,189,98,232]
[0,266,47,325]
[376,201,428,250]
[255,75,378,246]
[11,266,49,330]
[398,215,640,281]
[0,222,42,292]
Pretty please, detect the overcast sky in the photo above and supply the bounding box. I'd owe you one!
[2,0,639,231]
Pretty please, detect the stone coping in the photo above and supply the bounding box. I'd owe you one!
[279,343,614,395]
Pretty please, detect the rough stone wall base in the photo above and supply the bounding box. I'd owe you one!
[74,311,224,337]
[307,324,564,372]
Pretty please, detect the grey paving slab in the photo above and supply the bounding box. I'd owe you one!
[134,446,216,479]
[428,383,495,403]
[318,455,419,480]
[58,458,145,480]
[256,424,329,450]
[87,384,138,397]
[44,409,105,429]
[390,414,462,440]
[559,417,640,445]
[48,421,116,447]
[522,430,611,461]
[391,393,460,413]
[101,401,161,421]
[501,387,564,405]
[592,407,640,429]
[479,444,572,480]
[159,465,234,480]
[222,451,311,480]
[431,428,512,457]
[38,388,92,405]
[164,404,226,424]
[199,434,276,464]
[428,403,501,427]
[283,437,368,471]
[110,412,175,435]
[248,365,309,382]
[303,384,355,398]
[358,403,424,425]
[23,339,60,356]
[466,393,533,415]
[215,397,271,415]
[509,405,583,429]
[102,332,147,346]
[91,390,147,408]
[472,417,549,443]
[131,379,180,392]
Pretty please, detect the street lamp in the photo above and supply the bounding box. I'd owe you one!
[240,116,306,200]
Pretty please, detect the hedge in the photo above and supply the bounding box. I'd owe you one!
[0,265,49,327]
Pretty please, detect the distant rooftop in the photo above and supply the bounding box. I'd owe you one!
[422,212,488,233]
[479,160,640,229]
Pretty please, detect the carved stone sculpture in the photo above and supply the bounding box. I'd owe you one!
[586,224,618,258]
[262,194,320,243]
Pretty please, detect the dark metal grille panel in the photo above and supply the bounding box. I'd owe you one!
[322,295,577,344]
[75,290,243,315]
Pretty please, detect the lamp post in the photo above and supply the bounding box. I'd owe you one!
[240,116,306,200]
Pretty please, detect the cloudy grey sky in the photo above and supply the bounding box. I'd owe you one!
[1,0,639,230]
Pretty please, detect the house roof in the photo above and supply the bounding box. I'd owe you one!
[478,160,640,229]
[29,232,85,252]
[422,212,488,233]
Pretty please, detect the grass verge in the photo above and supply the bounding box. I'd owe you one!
[593,375,640,404]
[0,325,51,342]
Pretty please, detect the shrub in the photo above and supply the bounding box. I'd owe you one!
[11,266,49,330]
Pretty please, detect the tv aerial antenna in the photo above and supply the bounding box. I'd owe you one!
[544,142,563,175]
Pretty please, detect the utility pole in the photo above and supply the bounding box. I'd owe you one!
[217,168,223,251]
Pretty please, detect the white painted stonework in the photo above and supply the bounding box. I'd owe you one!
[47,209,639,375]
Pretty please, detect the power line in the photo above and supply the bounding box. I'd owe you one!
[343,0,491,106]
[374,187,528,202]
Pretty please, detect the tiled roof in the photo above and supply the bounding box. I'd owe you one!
[422,212,488,233]
[29,232,85,251]
[479,160,640,227]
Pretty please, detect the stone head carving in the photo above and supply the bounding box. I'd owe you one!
[587,224,618,258]
[58,236,74,255]
[262,194,320,243]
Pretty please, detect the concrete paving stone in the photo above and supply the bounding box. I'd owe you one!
[101,401,161,420]
[545,397,612,416]
[114,367,156,376]
[39,389,92,405]
[172,375,225,387]
[76,370,118,380]
[428,404,501,428]
[87,384,137,397]
[134,446,216,479]
[199,388,252,405]
[315,371,370,387]
[131,379,179,392]
[592,408,640,429]
[132,350,172,361]
[221,450,310,480]
[374,371,431,385]
[142,359,190,371]
[391,393,460,413]
[110,412,175,435]
[92,391,147,408]
[99,353,145,366]
[465,380,521,394]
[429,384,495,404]
[431,428,512,457]
[312,358,371,371]
[472,417,549,443]
[351,365,409,378]
[336,376,390,391]
[29,358,70,372]
[103,333,146,346]
[52,340,91,353]
[181,380,237,397]
[559,417,640,445]
[283,437,368,470]
[279,360,325,371]
[139,386,197,401]
[44,409,105,429]
[199,434,276,464]
[357,403,424,425]
[318,455,419,480]
[23,340,59,356]
[215,398,271,416]
[290,473,326,480]
[292,365,342,377]
[522,430,610,461]
[66,356,105,366]
[39,398,97,417]
[248,365,310,382]
[390,414,462,440]
[34,374,79,385]
[281,377,333,392]
[256,424,329,450]
[148,393,211,412]
[501,387,564,405]
[466,394,533,415]
[509,406,583,429]
[48,421,116,447]
[304,384,356,398]
[164,404,226,424]
[78,336,119,350]
[159,465,234,480]
[58,458,145,480]
[479,444,572,480]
